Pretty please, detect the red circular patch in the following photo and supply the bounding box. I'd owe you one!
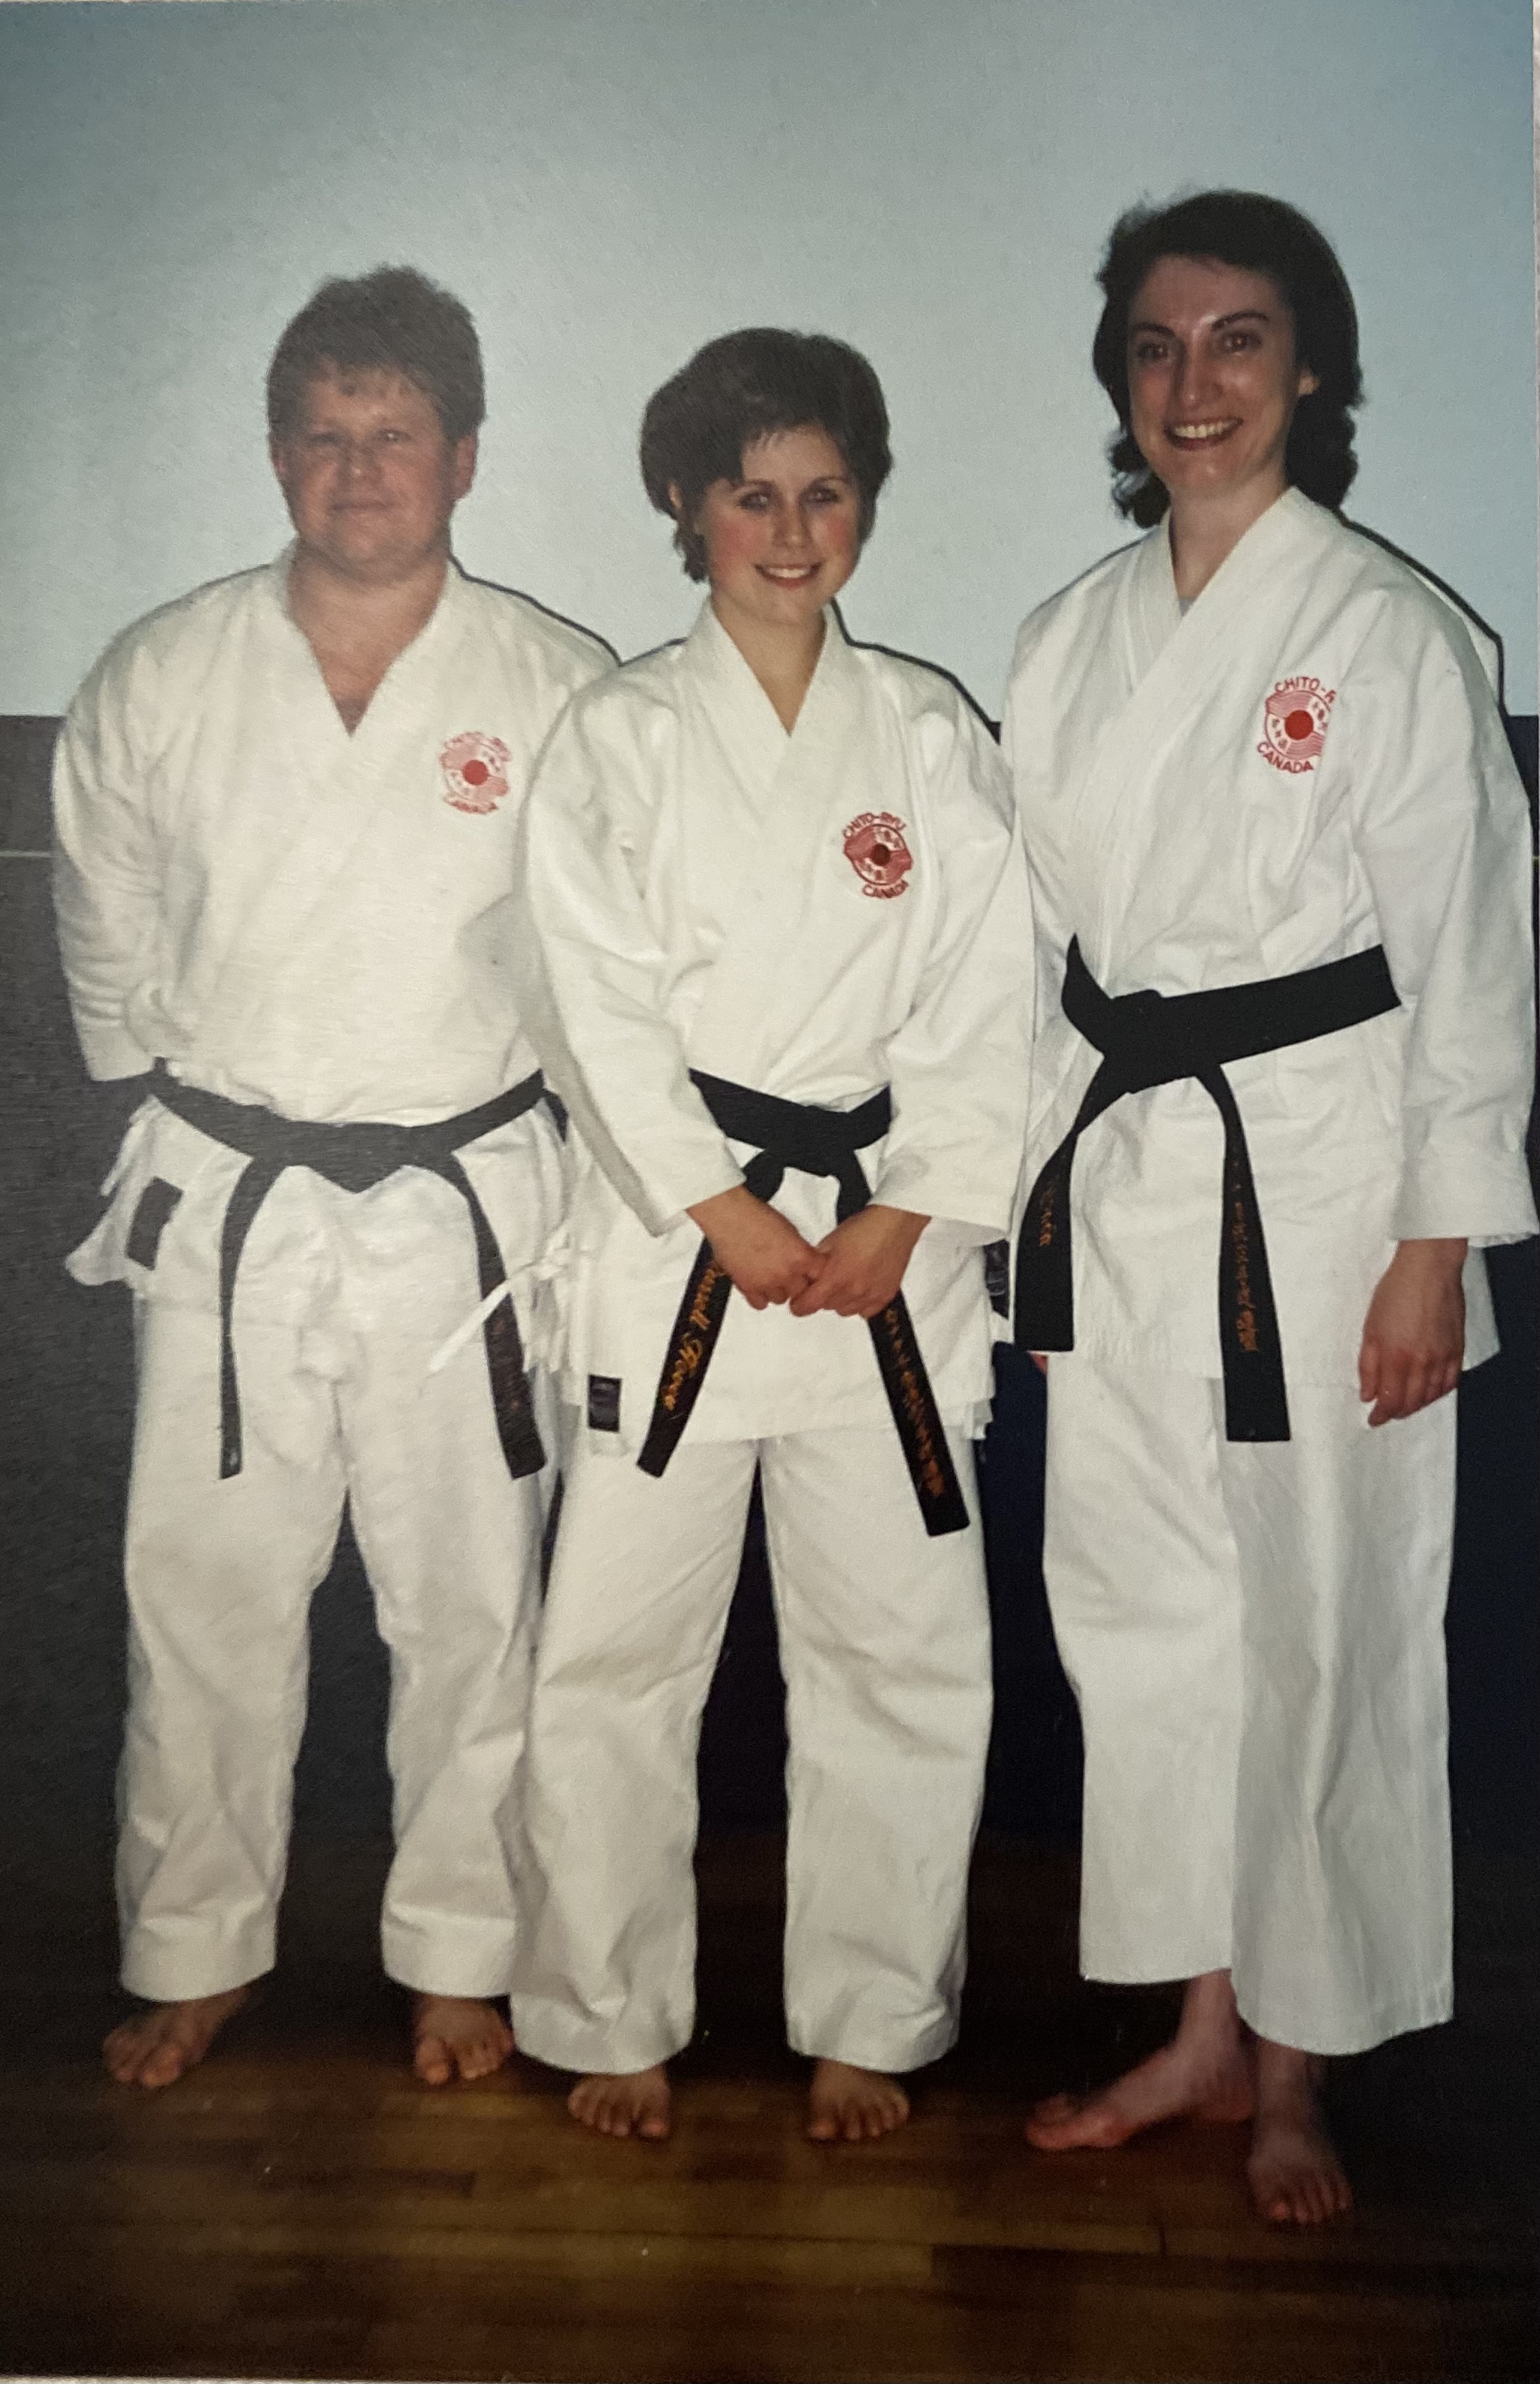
[1257,677,1336,775]
[842,811,913,899]
[439,731,512,814]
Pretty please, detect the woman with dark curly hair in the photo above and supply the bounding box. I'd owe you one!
[1004,192,1535,2222]
[507,329,1032,2146]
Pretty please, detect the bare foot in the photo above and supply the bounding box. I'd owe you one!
[567,2064,672,2140]
[1248,2041,1352,2225]
[102,1985,252,2089]
[1026,1968,1254,2149]
[807,2058,910,2143]
[411,1993,515,2086]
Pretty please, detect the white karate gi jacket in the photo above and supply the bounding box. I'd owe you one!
[54,553,610,1328]
[1004,487,1536,1386]
[511,602,1033,1450]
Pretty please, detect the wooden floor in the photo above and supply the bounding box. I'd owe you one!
[1,1834,1536,2383]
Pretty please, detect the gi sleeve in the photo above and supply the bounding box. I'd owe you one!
[510,694,744,1234]
[51,635,165,1081]
[869,699,1035,1240]
[1344,599,1536,1247]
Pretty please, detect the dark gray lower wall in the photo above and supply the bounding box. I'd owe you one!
[2,719,1535,1889]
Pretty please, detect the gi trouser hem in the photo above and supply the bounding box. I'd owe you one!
[512,1422,991,2078]
[1043,1356,1455,2060]
[116,1289,549,2004]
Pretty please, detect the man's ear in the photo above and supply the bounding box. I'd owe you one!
[452,432,479,502]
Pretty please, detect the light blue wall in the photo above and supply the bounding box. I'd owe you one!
[1,0,1534,710]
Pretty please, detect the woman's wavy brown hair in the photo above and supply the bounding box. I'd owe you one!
[1092,190,1363,526]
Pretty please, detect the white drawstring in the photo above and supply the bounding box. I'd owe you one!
[426,1279,513,1377]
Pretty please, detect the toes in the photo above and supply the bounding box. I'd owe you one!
[138,2041,192,2091]
[104,2029,193,2090]
[455,2037,510,2083]
[1025,2097,1094,2147]
[1254,2164,1352,2227]
[413,2036,455,2087]
[1030,2092,1078,2125]
[808,2095,906,2143]
[1026,2105,1107,2152]
[871,2098,908,2139]
[103,2025,158,2086]
[566,2086,599,2128]
[568,2082,666,2137]
[411,2001,513,2086]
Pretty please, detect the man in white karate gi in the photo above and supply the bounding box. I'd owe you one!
[53,267,610,2089]
[1005,192,1535,2224]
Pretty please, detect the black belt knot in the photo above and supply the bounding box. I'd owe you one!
[692,1074,894,1222]
[148,1063,549,1482]
[637,1070,971,1537]
[1014,939,1399,1442]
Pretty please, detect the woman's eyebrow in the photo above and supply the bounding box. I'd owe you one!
[1130,307,1272,335]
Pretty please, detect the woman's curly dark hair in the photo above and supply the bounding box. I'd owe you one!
[1091,190,1363,526]
[640,328,892,579]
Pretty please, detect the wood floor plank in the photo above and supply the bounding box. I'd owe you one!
[6,2215,1537,2383]
[3,1838,1536,2382]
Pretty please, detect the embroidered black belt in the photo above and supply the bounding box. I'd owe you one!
[147,1062,548,1482]
[637,1071,970,1537]
[1013,939,1400,1442]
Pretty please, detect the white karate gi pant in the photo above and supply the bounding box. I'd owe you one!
[116,1243,549,2005]
[511,1424,992,2076]
[1042,1355,1456,2055]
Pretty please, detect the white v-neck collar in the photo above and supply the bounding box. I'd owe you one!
[262,544,467,752]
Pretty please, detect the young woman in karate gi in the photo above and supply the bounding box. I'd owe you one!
[1004,192,1535,2222]
[508,329,1032,2143]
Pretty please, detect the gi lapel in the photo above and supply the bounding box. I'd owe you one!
[1071,492,1337,968]
[675,602,790,963]
[201,554,461,1059]
[684,610,870,1087]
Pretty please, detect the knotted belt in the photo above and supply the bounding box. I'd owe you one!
[1013,939,1399,1443]
[637,1071,971,1537]
[148,1062,548,1482]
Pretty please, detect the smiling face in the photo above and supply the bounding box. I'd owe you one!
[681,424,864,644]
[1126,255,1318,518]
[271,364,477,586]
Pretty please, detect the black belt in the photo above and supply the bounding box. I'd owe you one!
[1013,940,1399,1442]
[637,1071,970,1537]
[148,1063,549,1482]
